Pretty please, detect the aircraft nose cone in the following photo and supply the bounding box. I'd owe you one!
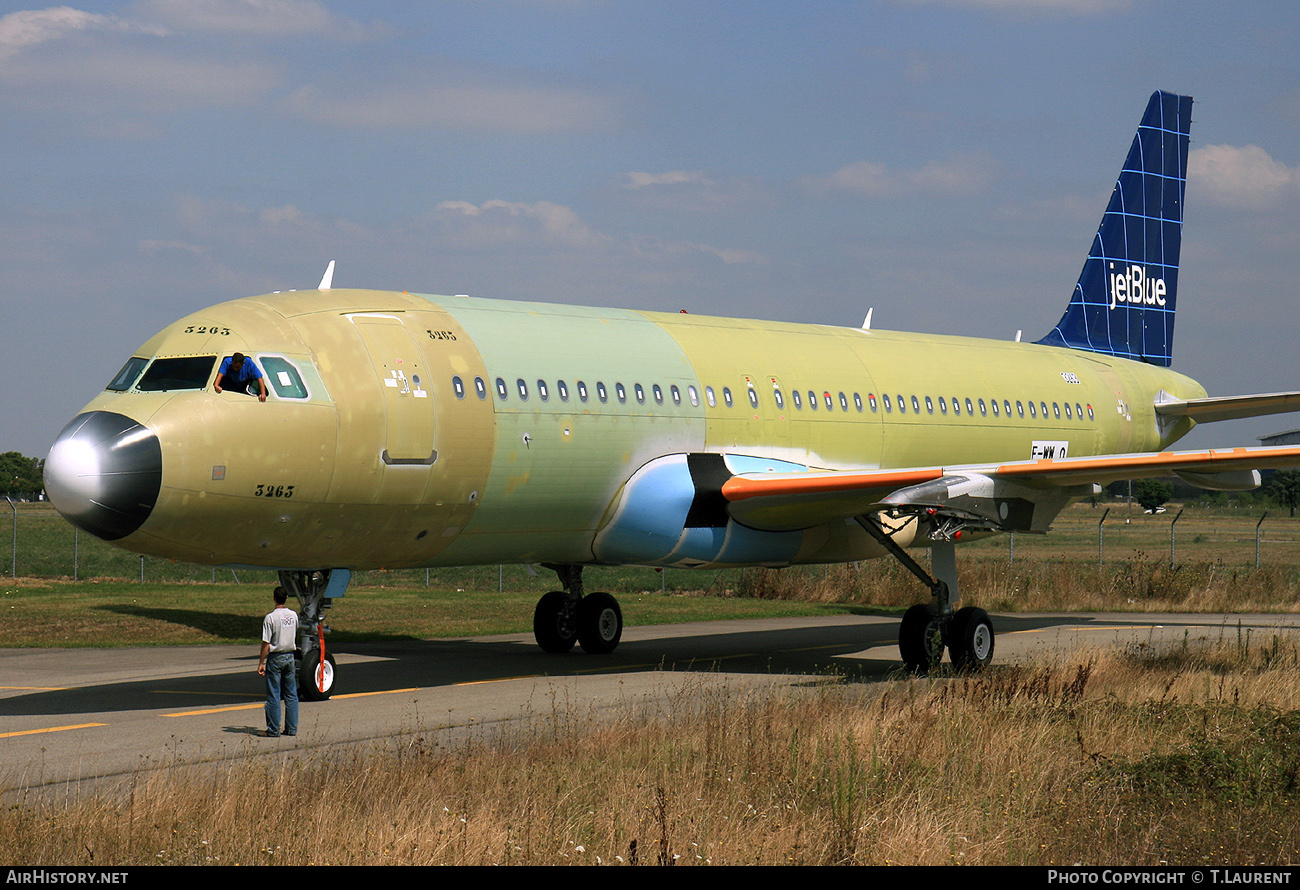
[45,412,162,541]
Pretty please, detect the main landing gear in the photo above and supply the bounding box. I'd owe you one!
[278,569,349,700]
[856,518,995,674]
[534,563,624,655]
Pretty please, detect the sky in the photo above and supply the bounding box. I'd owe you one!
[3,0,1299,460]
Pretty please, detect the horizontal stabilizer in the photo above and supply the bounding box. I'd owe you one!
[1154,391,1300,424]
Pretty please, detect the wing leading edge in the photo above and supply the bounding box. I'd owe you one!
[721,445,1300,533]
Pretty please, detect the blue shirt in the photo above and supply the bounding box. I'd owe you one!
[218,356,263,384]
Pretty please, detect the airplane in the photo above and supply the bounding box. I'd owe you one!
[43,91,1300,698]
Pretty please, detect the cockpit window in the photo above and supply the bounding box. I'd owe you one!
[137,356,216,392]
[106,357,148,392]
[260,356,309,399]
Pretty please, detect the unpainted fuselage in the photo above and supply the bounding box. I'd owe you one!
[67,288,1204,571]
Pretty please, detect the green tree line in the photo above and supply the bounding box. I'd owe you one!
[1,452,44,497]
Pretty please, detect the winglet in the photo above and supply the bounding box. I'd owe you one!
[318,260,336,291]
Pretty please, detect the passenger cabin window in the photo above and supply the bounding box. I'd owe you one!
[867,393,877,412]
[558,380,569,401]
[670,384,681,406]
[106,356,148,392]
[495,378,508,400]
[616,383,626,403]
[577,381,589,402]
[137,356,216,392]
[537,379,549,401]
[475,377,487,400]
[748,387,759,409]
[452,376,466,399]
[688,385,699,407]
[261,356,309,399]
[841,392,850,412]
[516,379,529,400]
[597,382,608,403]
[854,393,864,412]
[793,390,803,409]
[653,384,663,405]
[706,386,717,407]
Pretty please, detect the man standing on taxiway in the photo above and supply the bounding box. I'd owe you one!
[257,587,299,737]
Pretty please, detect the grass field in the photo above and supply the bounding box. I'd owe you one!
[6,637,1300,865]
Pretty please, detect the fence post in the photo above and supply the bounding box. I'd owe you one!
[1169,509,1183,568]
[74,527,79,582]
[1256,511,1268,568]
[1009,530,1015,566]
[1098,508,1110,569]
[6,496,15,579]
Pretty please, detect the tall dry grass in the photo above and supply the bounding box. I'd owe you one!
[6,632,1300,865]
[728,557,1300,614]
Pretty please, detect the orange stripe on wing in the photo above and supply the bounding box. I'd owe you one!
[721,468,945,502]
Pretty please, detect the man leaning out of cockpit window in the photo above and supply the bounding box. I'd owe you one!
[214,353,268,402]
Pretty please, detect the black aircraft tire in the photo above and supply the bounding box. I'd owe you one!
[899,603,944,675]
[948,607,995,672]
[298,650,336,701]
[534,590,578,653]
[577,592,623,655]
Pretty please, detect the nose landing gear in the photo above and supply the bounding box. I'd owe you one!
[278,568,349,699]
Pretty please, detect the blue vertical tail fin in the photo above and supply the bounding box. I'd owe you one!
[1037,91,1192,366]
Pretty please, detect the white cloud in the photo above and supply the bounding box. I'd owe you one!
[259,204,307,225]
[135,0,383,38]
[1188,144,1299,211]
[624,171,710,190]
[433,199,612,249]
[0,6,166,58]
[620,170,769,214]
[805,153,996,198]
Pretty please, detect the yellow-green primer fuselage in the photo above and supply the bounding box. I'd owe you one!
[69,288,1204,572]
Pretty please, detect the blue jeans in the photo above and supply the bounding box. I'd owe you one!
[264,651,299,736]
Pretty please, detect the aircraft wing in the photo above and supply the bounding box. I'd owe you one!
[721,445,1300,533]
